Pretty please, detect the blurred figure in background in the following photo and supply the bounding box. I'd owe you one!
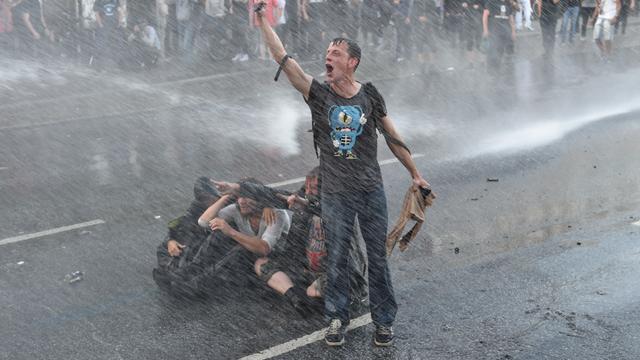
[413,0,439,72]
[593,0,621,61]
[537,0,560,57]
[461,0,483,68]
[559,0,580,44]
[614,0,635,35]
[13,0,55,59]
[391,0,413,62]
[0,0,13,51]
[483,0,516,71]
[515,0,533,30]
[230,0,251,61]
[579,0,596,40]
[94,0,123,66]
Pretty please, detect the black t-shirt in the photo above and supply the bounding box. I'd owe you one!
[94,0,120,27]
[484,0,512,32]
[540,0,558,19]
[306,79,386,194]
[463,0,484,23]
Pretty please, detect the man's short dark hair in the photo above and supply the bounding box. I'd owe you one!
[330,37,361,71]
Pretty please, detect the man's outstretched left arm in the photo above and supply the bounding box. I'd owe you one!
[380,116,432,190]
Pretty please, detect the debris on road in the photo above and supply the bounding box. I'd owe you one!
[154,215,161,219]
[596,290,607,296]
[576,242,582,246]
[454,247,460,254]
[487,178,499,182]
[64,271,84,284]
[17,261,24,265]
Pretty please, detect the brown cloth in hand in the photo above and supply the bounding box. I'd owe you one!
[386,186,435,256]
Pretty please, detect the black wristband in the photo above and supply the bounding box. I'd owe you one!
[274,54,292,82]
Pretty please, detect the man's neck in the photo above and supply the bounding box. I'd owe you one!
[329,77,361,98]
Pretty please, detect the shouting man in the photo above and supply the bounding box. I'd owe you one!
[254,2,432,347]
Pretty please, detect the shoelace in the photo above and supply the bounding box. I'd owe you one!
[377,326,392,335]
[327,319,342,334]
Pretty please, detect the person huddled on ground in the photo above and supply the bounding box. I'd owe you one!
[124,17,162,68]
[214,168,369,318]
[153,176,221,291]
[168,178,291,297]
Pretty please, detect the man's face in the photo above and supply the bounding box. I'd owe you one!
[325,42,357,83]
[237,197,259,216]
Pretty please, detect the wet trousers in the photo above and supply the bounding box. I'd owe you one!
[322,185,397,327]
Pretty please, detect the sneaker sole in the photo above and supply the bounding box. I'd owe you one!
[373,339,394,347]
[325,338,345,346]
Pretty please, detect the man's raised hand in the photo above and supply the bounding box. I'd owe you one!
[213,181,240,195]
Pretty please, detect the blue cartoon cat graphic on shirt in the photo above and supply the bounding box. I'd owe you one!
[328,105,368,159]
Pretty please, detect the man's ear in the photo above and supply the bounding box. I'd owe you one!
[348,57,359,70]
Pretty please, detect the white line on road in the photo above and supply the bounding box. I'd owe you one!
[267,154,424,189]
[0,167,8,170]
[238,313,373,360]
[0,219,106,246]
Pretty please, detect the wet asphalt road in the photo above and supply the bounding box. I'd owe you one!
[1,28,640,359]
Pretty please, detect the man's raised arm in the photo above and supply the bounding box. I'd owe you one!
[255,1,313,98]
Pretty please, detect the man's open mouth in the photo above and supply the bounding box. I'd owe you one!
[325,64,334,74]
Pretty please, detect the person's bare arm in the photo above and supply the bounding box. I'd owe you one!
[380,116,431,190]
[482,9,489,36]
[21,12,40,39]
[198,195,233,227]
[209,218,271,255]
[255,1,313,98]
[510,14,516,41]
[95,11,103,27]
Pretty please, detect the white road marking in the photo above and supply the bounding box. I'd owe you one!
[0,167,8,170]
[267,154,424,188]
[238,313,372,360]
[0,219,105,246]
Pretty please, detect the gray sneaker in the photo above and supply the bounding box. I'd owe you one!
[325,319,346,346]
[373,325,394,347]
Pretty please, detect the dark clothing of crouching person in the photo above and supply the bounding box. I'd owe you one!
[216,169,369,318]
[153,177,221,292]
[164,178,291,298]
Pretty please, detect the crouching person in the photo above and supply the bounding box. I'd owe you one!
[171,178,291,297]
[124,18,162,69]
[153,177,220,291]
[215,168,369,318]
